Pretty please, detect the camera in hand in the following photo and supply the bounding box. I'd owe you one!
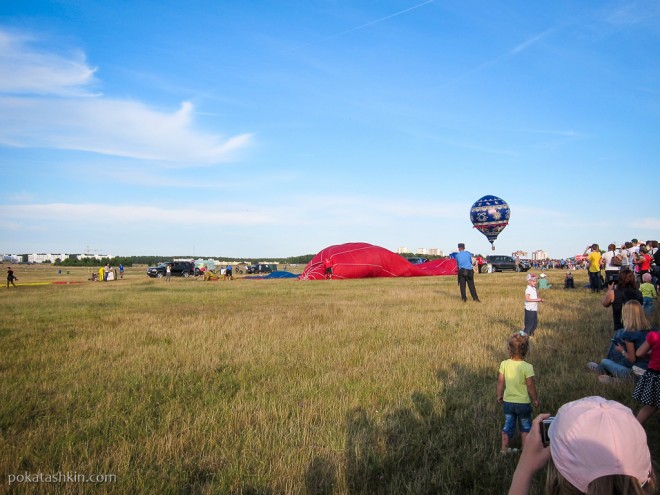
[540,417,555,447]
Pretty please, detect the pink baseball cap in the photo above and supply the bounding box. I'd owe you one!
[549,396,651,492]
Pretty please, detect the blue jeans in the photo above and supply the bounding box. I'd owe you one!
[599,359,632,378]
[643,297,654,315]
[502,401,532,438]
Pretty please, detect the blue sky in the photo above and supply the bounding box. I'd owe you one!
[1,1,659,259]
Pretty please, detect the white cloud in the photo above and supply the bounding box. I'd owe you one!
[0,29,253,165]
[0,30,97,96]
[0,97,252,163]
[0,203,279,226]
[0,196,475,231]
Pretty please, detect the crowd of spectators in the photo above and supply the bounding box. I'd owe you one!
[525,239,660,276]
[506,238,659,494]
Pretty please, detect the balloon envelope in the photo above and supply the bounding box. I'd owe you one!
[299,243,457,280]
[470,195,510,247]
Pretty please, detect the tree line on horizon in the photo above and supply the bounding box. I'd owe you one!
[51,254,320,267]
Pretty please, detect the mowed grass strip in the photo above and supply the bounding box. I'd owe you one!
[1,266,657,494]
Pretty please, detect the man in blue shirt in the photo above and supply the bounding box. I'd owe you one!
[450,243,481,302]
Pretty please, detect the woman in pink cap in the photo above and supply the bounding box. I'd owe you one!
[509,396,656,495]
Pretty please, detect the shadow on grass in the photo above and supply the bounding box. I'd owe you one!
[303,363,524,494]
[305,329,660,494]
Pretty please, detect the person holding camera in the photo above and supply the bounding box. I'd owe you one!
[602,268,643,332]
[509,396,655,495]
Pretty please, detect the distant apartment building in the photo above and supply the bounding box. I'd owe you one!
[416,248,444,256]
[0,252,113,263]
[27,253,71,263]
[397,247,444,256]
[532,250,549,260]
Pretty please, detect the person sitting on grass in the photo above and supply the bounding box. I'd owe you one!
[563,271,574,289]
[586,300,652,383]
[537,273,552,290]
[508,396,656,495]
[497,332,540,455]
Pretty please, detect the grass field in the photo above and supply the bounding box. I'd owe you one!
[1,265,658,494]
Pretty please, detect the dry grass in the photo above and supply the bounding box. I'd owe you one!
[1,265,657,494]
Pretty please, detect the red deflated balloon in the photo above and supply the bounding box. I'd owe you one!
[299,242,457,280]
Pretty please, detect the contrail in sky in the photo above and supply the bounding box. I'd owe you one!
[285,0,436,52]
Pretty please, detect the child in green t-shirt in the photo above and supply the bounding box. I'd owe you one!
[497,332,540,454]
[640,273,657,315]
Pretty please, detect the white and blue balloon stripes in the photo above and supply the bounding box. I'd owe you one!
[469,195,510,250]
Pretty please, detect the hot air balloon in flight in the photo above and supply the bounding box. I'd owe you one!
[470,195,510,250]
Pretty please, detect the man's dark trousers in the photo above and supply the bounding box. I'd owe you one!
[458,268,479,301]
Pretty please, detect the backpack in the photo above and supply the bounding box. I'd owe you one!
[611,254,622,266]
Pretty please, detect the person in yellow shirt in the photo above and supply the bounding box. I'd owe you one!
[497,332,540,454]
[584,243,602,293]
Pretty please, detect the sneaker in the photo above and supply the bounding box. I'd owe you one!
[632,366,646,377]
[586,362,599,372]
[598,375,615,384]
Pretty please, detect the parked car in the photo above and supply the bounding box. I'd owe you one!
[486,255,527,272]
[246,263,277,274]
[406,257,428,265]
[146,261,195,278]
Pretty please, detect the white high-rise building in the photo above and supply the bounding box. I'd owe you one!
[532,250,548,260]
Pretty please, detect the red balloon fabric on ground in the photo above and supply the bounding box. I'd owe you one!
[299,243,458,280]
